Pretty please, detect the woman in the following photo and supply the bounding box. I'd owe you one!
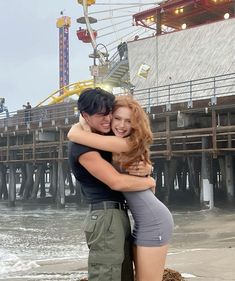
[68,95,174,281]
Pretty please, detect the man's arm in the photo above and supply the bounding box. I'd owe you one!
[79,151,155,192]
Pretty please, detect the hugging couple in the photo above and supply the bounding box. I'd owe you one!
[68,87,174,281]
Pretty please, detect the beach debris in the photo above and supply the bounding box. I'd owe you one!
[182,272,197,278]
[163,268,185,281]
[79,268,185,281]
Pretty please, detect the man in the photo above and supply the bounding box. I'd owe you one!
[23,101,32,124]
[68,88,155,281]
[117,42,124,60]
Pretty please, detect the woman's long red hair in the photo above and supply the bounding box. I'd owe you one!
[113,95,153,168]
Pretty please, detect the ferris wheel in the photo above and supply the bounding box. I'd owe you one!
[37,1,163,107]
[76,0,163,65]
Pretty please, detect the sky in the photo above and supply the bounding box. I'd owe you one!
[0,0,158,112]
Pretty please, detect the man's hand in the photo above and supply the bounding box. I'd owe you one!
[127,161,153,177]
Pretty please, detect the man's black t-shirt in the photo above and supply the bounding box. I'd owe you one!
[68,141,124,204]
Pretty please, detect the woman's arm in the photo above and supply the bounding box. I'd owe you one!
[67,123,130,153]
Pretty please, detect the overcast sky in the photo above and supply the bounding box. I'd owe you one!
[0,0,94,112]
[0,0,157,112]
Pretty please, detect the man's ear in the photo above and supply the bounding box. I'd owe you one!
[82,112,89,122]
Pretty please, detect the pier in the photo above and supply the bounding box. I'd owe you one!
[0,72,234,208]
[0,102,77,207]
[1,1,235,208]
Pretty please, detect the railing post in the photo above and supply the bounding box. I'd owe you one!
[166,83,171,111]
[188,80,193,108]
[211,76,217,105]
[147,89,151,113]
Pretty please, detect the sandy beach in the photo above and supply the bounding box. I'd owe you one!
[3,247,235,281]
[1,205,235,281]
[165,205,235,281]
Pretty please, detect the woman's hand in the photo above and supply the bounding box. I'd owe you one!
[127,161,153,177]
[150,184,156,194]
[148,176,156,190]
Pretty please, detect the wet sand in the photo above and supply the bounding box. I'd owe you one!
[2,206,235,281]
[3,249,235,281]
[166,206,235,280]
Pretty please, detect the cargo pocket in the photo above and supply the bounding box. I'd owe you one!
[105,210,126,264]
[84,215,97,249]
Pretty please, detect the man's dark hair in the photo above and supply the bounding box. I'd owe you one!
[77,87,115,116]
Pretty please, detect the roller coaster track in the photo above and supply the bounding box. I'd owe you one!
[36,79,93,107]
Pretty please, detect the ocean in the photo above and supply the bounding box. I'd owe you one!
[0,203,88,281]
[0,201,235,281]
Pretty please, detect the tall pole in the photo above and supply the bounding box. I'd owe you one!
[56,14,71,95]
[93,46,97,87]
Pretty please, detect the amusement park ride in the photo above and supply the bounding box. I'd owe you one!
[36,0,235,107]
[37,0,171,107]
[37,0,103,107]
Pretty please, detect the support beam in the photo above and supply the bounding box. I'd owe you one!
[23,163,34,200]
[56,129,65,208]
[50,161,58,198]
[40,166,46,198]
[57,161,65,208]
[65,162,75,195]
[31,164,44,199]
[211,107,217,158]
[201,136,214,209]
[166,115,171,160]
[8,164,16,207]
[225,155,234,201]
[187,157,199,198]
[18,164,26,197]
[0,164,8,199]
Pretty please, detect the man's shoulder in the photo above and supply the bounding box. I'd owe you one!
[68,141,97,164]
[68,141,93,152]
[68,141,104,157]
[68,141,111,160]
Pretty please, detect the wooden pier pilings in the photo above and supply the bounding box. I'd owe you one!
[149,96,235,208]
[0,102,79,207]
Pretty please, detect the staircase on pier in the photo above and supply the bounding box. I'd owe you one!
[97,49,130,88]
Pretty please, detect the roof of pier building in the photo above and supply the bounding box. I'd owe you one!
[133,0,235,34]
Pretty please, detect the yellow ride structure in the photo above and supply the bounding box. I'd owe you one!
[77,0,96,6]
[36,79,94,107]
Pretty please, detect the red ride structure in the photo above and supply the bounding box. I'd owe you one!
[76,0,97,44]
[76,28,97,43]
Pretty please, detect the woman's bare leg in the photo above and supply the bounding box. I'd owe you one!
[134,244,168,281]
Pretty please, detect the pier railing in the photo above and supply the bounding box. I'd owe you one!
[0,101,78,129]
[0,72,235,130]
[133,72,235,112]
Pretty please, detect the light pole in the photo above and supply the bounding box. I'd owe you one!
[89,43,109,87]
